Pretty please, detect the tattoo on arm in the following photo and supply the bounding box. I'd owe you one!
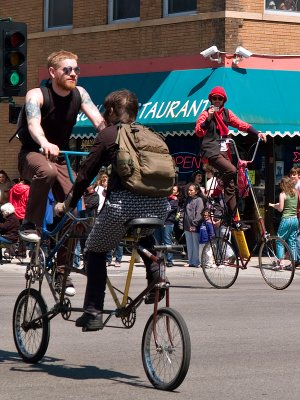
[81,88,98,111]
[25,99,41,121]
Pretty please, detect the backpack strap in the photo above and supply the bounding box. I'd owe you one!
[72,86,82,112]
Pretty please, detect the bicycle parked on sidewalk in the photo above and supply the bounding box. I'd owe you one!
[12,151,191,391]
[201,138,295,290]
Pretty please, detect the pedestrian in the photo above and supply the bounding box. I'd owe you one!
[9,178,30,257]
[0,203,20,258]
[195,86,267,230]
[106,244,124,268]
[0,170,13,206]
[269,176,298,265]
[94,173,108,213]
[183,183,204,268]
[198,208,214,267]
[289,167,300,266]
[17,49,106,296]
[154,185,179,267]
[54,89,169,330]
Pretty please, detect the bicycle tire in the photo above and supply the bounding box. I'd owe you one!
[13,288,50,363]
[201,237,239,289]
[259,235,295,290]
[141,307,191,391]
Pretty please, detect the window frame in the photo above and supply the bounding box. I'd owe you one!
[163,0,197,17]
[264,0,300,13]
[44,0,73,31]
[108,0,140,24]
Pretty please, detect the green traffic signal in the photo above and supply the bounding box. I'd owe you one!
[8,71,20,86]
[0,20,27,97]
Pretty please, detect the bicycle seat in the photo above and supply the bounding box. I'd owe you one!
[124,217,164,231]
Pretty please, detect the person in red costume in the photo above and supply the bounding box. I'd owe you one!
[195,86,267,230]
[9,178,30,222]
[9,178,30,257]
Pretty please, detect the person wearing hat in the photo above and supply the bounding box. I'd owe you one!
[195,86,267,230]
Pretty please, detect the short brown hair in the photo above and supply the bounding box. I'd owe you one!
[47,50,78,69]
[103,89,138,124]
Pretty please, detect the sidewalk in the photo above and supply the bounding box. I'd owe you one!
[0,254,264,277]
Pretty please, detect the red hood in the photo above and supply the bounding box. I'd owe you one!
[10,183,30,196]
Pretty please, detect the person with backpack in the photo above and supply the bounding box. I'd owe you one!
[54,89,173,331]
[16,50,106,296]
[195,86,267,230]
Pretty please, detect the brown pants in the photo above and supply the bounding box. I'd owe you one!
[208,151,237,213]
[18,150,76,266]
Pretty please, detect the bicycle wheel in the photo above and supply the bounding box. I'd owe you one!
[13,288,50,363]
[201,237,239,289]
[141,307,191,391]
[259,235,295,290]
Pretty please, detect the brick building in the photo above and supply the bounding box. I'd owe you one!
[0,0,299,187]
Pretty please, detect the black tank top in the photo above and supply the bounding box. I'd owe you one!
[19,84,81,152]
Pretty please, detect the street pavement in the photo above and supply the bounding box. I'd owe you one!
[1,255,300,399]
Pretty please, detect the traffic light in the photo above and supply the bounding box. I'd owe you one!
[0,20,27,97]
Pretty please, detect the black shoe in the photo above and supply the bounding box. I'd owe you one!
[19,222,40,242]
[231,221,250,231]
[55,273,76,297]
[75,312,103,330]
[166,262,174,268]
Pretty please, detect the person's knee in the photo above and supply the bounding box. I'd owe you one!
[33,165,58,184]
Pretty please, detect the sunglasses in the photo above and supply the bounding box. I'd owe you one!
[62,66,81,75]
[211,95,224,101]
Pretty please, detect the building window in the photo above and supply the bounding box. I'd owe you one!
[108,0,140,23]
[265,0,300,12]
[45,0,73,30]
[163,0,197,16]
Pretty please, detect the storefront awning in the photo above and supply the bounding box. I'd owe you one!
[72,67,300,138]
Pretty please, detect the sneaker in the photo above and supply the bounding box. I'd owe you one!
[19,222,40,242]
[55,273,76,297]
[231,221,250,231]
[114,261,121,268]
[166,262,174,268]
[106,261,114,267]
[75,312,103,331]
[3,250,12,258]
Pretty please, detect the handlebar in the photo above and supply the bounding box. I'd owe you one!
[59,150,89,184]
[219,137,262,164]
[39,148,89,184]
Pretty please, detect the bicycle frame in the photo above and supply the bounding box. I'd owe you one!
[208,138,269,268]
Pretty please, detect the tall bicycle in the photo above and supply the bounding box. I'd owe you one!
[12,151,191,391]
[201,138,295,290]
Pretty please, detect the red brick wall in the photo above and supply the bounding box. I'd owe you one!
[0,0,300,176]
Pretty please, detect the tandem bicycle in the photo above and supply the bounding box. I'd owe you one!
[12,151,191,391]
[201,138,295,290]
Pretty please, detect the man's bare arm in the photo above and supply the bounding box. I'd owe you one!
[78,87,106,131]
[25,88,59,158]
[25,96,47,145]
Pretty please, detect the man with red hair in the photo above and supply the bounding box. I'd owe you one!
[195,86,266,230]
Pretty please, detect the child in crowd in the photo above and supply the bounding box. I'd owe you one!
[198,208,214,267]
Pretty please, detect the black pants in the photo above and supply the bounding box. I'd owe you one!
[208,151,237,213]
[84,235,159,314]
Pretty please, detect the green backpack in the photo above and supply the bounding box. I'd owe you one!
[114,122,176,197]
